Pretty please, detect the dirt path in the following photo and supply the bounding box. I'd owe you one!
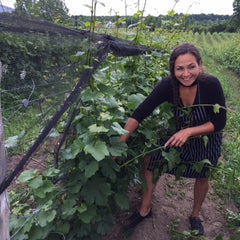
[104,173,238,240]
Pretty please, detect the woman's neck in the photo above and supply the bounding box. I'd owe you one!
[177,78,198,88]
[179,84,198,106]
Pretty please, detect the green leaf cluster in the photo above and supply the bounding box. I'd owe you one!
[0,31,86,107]
[15,0,70,24]
[9,48,171,239]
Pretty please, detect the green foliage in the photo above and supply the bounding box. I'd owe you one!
[232,0,240,30]
[162,149,180,171]
[10,168,60,240]
[0,29,93,155]
[210,35,240,75]
[76,13,233,34]
[0,32,83,91]
[227,210,240,230]
[188,32,240,76]
[207,33,240,76]
[168,217,223,240]
[9,47,172,239]
[15,0,70,24]
[192,159,212,173]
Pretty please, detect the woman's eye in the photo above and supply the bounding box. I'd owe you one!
[176,67,183,71]
[188,65,196,69]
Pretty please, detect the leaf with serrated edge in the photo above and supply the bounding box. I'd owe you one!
[85,161,99,178]
[84,140,109,161]
[88,124,108,133]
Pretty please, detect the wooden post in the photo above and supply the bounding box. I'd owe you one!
[0,62,10,240]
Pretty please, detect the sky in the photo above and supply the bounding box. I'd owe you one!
[1,0,234,16]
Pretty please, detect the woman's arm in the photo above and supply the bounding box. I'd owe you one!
[131,78,172,123]
[165,121,214,148]
[119,117,139,142]
[203,76,226,131]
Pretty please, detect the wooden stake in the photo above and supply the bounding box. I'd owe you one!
[0,61,10,240]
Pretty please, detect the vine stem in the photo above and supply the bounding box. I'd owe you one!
[119,144,235,178]
[119,145,165,168]
[188,103,229,112]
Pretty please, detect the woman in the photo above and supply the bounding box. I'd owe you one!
[119,43,226,235]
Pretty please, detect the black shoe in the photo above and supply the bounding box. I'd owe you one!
[124,209,152,230]
[189,217,204,236]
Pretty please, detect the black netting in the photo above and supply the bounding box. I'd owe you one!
[0,13,90,37]
[0,13,149,55]
[0,13,153,194]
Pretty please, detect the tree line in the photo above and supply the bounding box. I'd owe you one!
[6,0,240,32]
[73,13,235,33]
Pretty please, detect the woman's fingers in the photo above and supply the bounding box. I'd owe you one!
[165,137,183,147]
[165,130,190,147]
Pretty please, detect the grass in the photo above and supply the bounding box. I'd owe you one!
[203,52,240,201]
[2,95,67,155]
[194,34,240,236]
[183,31,240,238]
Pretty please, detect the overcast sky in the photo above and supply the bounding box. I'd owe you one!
[1,0,234,16]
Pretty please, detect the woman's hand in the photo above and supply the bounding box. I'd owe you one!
[164,122,215,148]
[164,128,192,148]
[112,117,139,161]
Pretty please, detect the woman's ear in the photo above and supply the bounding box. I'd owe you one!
[199,61,204,73]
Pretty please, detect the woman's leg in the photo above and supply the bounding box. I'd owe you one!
[139,155,156,216]
[191,178,209,217]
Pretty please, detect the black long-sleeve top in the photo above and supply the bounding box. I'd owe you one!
[131,75,226,132]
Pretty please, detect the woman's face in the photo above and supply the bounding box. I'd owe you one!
[174,53,201,87]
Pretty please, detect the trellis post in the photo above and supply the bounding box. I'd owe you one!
[0,62,10,240]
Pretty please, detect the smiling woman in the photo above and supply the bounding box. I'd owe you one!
[118,42,227,236]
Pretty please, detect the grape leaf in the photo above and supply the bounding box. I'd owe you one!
[88,124,109,133]
[192,159,212,173]
[213,104,220,114]
[84,140,109,161]
[85,161,99,178]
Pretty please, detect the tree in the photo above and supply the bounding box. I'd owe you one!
[15,0,70,24]
[144,15,157,30]
[232,0,240,30]
[233,0,240,17]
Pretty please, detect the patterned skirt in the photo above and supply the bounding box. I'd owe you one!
[147,105,223,178]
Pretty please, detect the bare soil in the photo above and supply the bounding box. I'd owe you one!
[104,173,239,240]
[6,137,59,189]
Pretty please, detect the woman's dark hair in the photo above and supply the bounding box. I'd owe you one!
[169,43,203,107]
